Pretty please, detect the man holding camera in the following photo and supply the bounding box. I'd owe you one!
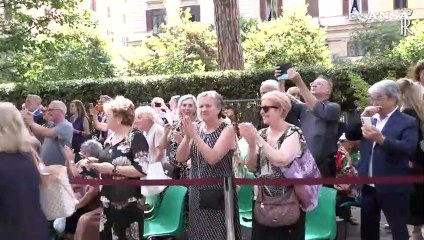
[275,66,341,179]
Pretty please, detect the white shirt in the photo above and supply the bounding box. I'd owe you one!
[368,107,398,186]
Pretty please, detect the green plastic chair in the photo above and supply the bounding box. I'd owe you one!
[238,171,255,228]
[143,186,188,239]
[305,187,337,240]
[144,194,161,220]
[238,171,255,213]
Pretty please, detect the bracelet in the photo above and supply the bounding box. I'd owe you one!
[112,164,118,175]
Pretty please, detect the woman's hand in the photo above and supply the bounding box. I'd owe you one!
[181,115,196,139]
[239,123,258,145]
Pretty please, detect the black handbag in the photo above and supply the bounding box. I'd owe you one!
[199,189,224,209]
[163,162,180,179]
[197,158,224,209]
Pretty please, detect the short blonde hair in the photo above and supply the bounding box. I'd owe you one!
[135,106,159,123]
[261,90,292,118]
[151,97,165,107]
[104,96,135,126]
[0,102,32,153]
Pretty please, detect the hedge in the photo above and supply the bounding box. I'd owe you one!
[0,59,411,111]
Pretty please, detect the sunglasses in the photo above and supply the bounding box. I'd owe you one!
[260,106,279,113]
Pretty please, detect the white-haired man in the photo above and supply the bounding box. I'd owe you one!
[24,100,73,166]
[257,79,304,129]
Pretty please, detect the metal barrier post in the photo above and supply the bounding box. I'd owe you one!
[224,176,235,240]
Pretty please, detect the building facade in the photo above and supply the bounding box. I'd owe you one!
[86,0,424,57]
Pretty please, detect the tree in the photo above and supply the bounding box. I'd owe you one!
[239,17,259,42]
[393,20,424,64]
[213,0,244,70]
[352,21,402,57]
[242,4,331,69]
[127,9,217,76]
[0,0,115,82]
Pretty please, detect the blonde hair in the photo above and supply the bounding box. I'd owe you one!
[261,90,292,119]
[104,96,135,126]
[0,102,32,153]
[176,94,197,119]
[396,78,424,132]
[135,106,160,123]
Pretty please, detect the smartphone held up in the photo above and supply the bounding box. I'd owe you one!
[276,63,293,81]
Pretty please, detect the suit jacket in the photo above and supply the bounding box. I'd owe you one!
[351,110,419,194]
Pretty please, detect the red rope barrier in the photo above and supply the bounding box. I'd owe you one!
[70,175,424,186]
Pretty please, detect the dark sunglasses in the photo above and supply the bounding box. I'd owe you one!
[260,106,279,113]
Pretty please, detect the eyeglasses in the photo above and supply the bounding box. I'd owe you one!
[369,96,388,102]
[260,106,279,113]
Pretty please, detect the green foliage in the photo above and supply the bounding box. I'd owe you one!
[242,4,331,69]
[127,9,218,76]
[393,20,424,64]
[239,17,259,42]
[0,59,411,111]
[352,21,402,56]
[0,0,115,82]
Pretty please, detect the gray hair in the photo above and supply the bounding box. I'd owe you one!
[80,140,103,158]
[176,94,197,118]
[260,79,279,91]
[135,105,160,123]
[368,79,400,102]
[50,100,67,114]
[197,90,224,111]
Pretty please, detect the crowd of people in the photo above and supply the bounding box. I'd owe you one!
[0,60,423,240]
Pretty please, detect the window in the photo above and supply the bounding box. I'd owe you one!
[347,40,365,57]
[146,9,166,32]
[266,0,278,20]
[344,0,368,17]
[122,36,128,47]
[394,0,407,9]
[181,5,201,22]
[90,0,96,11]
[306,0,319,18]
[260,0,282,21]
[107,7,111,18]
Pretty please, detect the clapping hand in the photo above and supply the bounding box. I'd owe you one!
[181,115,196,139]
[239,123,258,146]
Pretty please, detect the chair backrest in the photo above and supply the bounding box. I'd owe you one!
[155,186,188,223]
[306,187,337,238]
[238,171,255,212]
[144,194,161,219]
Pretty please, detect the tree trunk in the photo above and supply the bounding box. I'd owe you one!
[213,0,244,70]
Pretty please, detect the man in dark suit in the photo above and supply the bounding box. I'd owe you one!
[346,80,419,240]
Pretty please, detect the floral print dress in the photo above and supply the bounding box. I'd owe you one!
[98,128,149,240]
[167,120,190,179]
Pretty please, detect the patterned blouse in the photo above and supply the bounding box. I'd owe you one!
[98,128,149,203]
[257,125,306,197]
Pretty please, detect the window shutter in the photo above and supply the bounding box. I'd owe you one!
[277,0,283,17]
[306,0,319,18]
[260,0,267,20]
[343,0,349,15]
[361,0,368,12]
[191,5,201,21]
[146,10,153,31]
